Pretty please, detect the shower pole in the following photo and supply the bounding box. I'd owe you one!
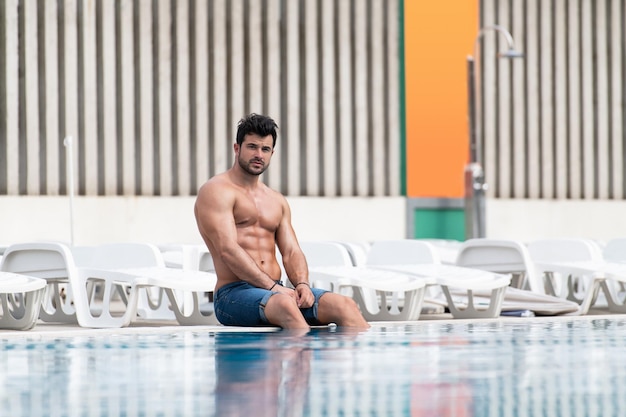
[464,55,486,239]
[464,25,523,239]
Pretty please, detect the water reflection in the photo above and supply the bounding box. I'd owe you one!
[2,320,626,416]
[215,330,311,417]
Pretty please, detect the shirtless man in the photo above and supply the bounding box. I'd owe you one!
[194,113,369,330]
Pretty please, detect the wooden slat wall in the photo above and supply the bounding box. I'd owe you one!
[0,0,401,197]
[480,0,626,200]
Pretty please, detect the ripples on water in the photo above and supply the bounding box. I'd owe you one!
[2,318,626,417]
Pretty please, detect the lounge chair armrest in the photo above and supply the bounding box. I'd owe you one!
[114,267,217,292]
[0,273,47,293]
[438,273,511,291]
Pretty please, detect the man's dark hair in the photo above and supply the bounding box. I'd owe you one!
[236,113,279,147]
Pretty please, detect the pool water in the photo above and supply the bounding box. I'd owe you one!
[2,318,626,417]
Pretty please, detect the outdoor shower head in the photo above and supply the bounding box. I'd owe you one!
[474,24,524,61]
[498,49,524,59]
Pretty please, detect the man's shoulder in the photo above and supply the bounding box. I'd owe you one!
[199,173,232,191]
[196,173,237,202]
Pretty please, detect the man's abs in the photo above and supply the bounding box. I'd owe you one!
[212,258,283,291]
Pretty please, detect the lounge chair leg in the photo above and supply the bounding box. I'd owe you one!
[441,286,506,319]
[571,278,604,315]
[600,280,626,314]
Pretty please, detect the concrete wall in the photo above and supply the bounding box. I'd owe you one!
[485,199,626,242]
[0,196,406,246]
[1,196,625,247]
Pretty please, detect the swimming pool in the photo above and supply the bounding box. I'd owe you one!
[1,317,626,417]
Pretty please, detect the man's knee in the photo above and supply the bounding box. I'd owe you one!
[320,293,359,315]
[339,295,361,313]
[264,294,305,324]
[267,293,299,310]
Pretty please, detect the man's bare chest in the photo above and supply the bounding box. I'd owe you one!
[233,193,281,231]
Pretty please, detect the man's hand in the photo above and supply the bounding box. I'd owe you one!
[294,283,314,308]
[272,284,298,302]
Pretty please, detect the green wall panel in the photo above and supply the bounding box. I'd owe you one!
[413,208,465,241]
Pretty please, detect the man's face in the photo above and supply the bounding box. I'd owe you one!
[236,134,274,176]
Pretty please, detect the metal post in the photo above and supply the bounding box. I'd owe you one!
[464,57,487,239]
[464,25,522,240]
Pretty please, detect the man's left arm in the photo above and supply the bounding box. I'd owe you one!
[275,196,314,308]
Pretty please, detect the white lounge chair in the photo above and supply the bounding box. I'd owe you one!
[301,241,427,321]
[1,242,219,328]
[602,238,626,263]
[1,242,142,327]
[603,238,626,299]
[72,243,219,326]
[331,241,370,266]
[527,238,626,314]
[419,239,463,265]
[0,271,47,330]
[455,238,578,315]
[456,238,543,293]
[311,266,427,322]
[364,239,511,319]
[157,243,215,272]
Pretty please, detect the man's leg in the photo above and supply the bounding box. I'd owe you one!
[316,292,370,328]
[264,293,310,329]
[215,282,308,328]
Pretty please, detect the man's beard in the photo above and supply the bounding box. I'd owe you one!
[238,155,267,176]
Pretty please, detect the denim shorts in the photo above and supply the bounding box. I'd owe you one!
[214,281,329,327]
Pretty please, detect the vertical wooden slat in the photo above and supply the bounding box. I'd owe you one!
[119,0,135,195]
[247,0,263,113]
[176,0,190,195]
[353,0,368,196]
[82,0,99,195]
[554,0,568,199]
[265,0,282,191]
[229,0,245,144]
[102,0,117,195]
[511,0,526,198]
[212,0,229,175]
[595,0,610,199]
[580,0,594,199]
[285,0,301,195]
[337,0,353,196]
[5,0,19,195]
[304,0,319,196]
[194,0,209,186]
[567,0,582,199]
[320,0,337,196]
[539,0,554,198]
[496,2,512,198]
[370,0,385,196]
[44,0,59,195]
[24,0,40,194]
[526,0,541,199]
[64,0,79,196]
[157,0,172,196]
[610,0,623,199]
[386,0,400,196]
[138,0,154,195]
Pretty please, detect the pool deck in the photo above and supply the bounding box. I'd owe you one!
[1,306,622,340]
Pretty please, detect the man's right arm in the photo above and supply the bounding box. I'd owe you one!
[195,182,279,290]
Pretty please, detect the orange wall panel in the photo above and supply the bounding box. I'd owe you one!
[404,1,478,198]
